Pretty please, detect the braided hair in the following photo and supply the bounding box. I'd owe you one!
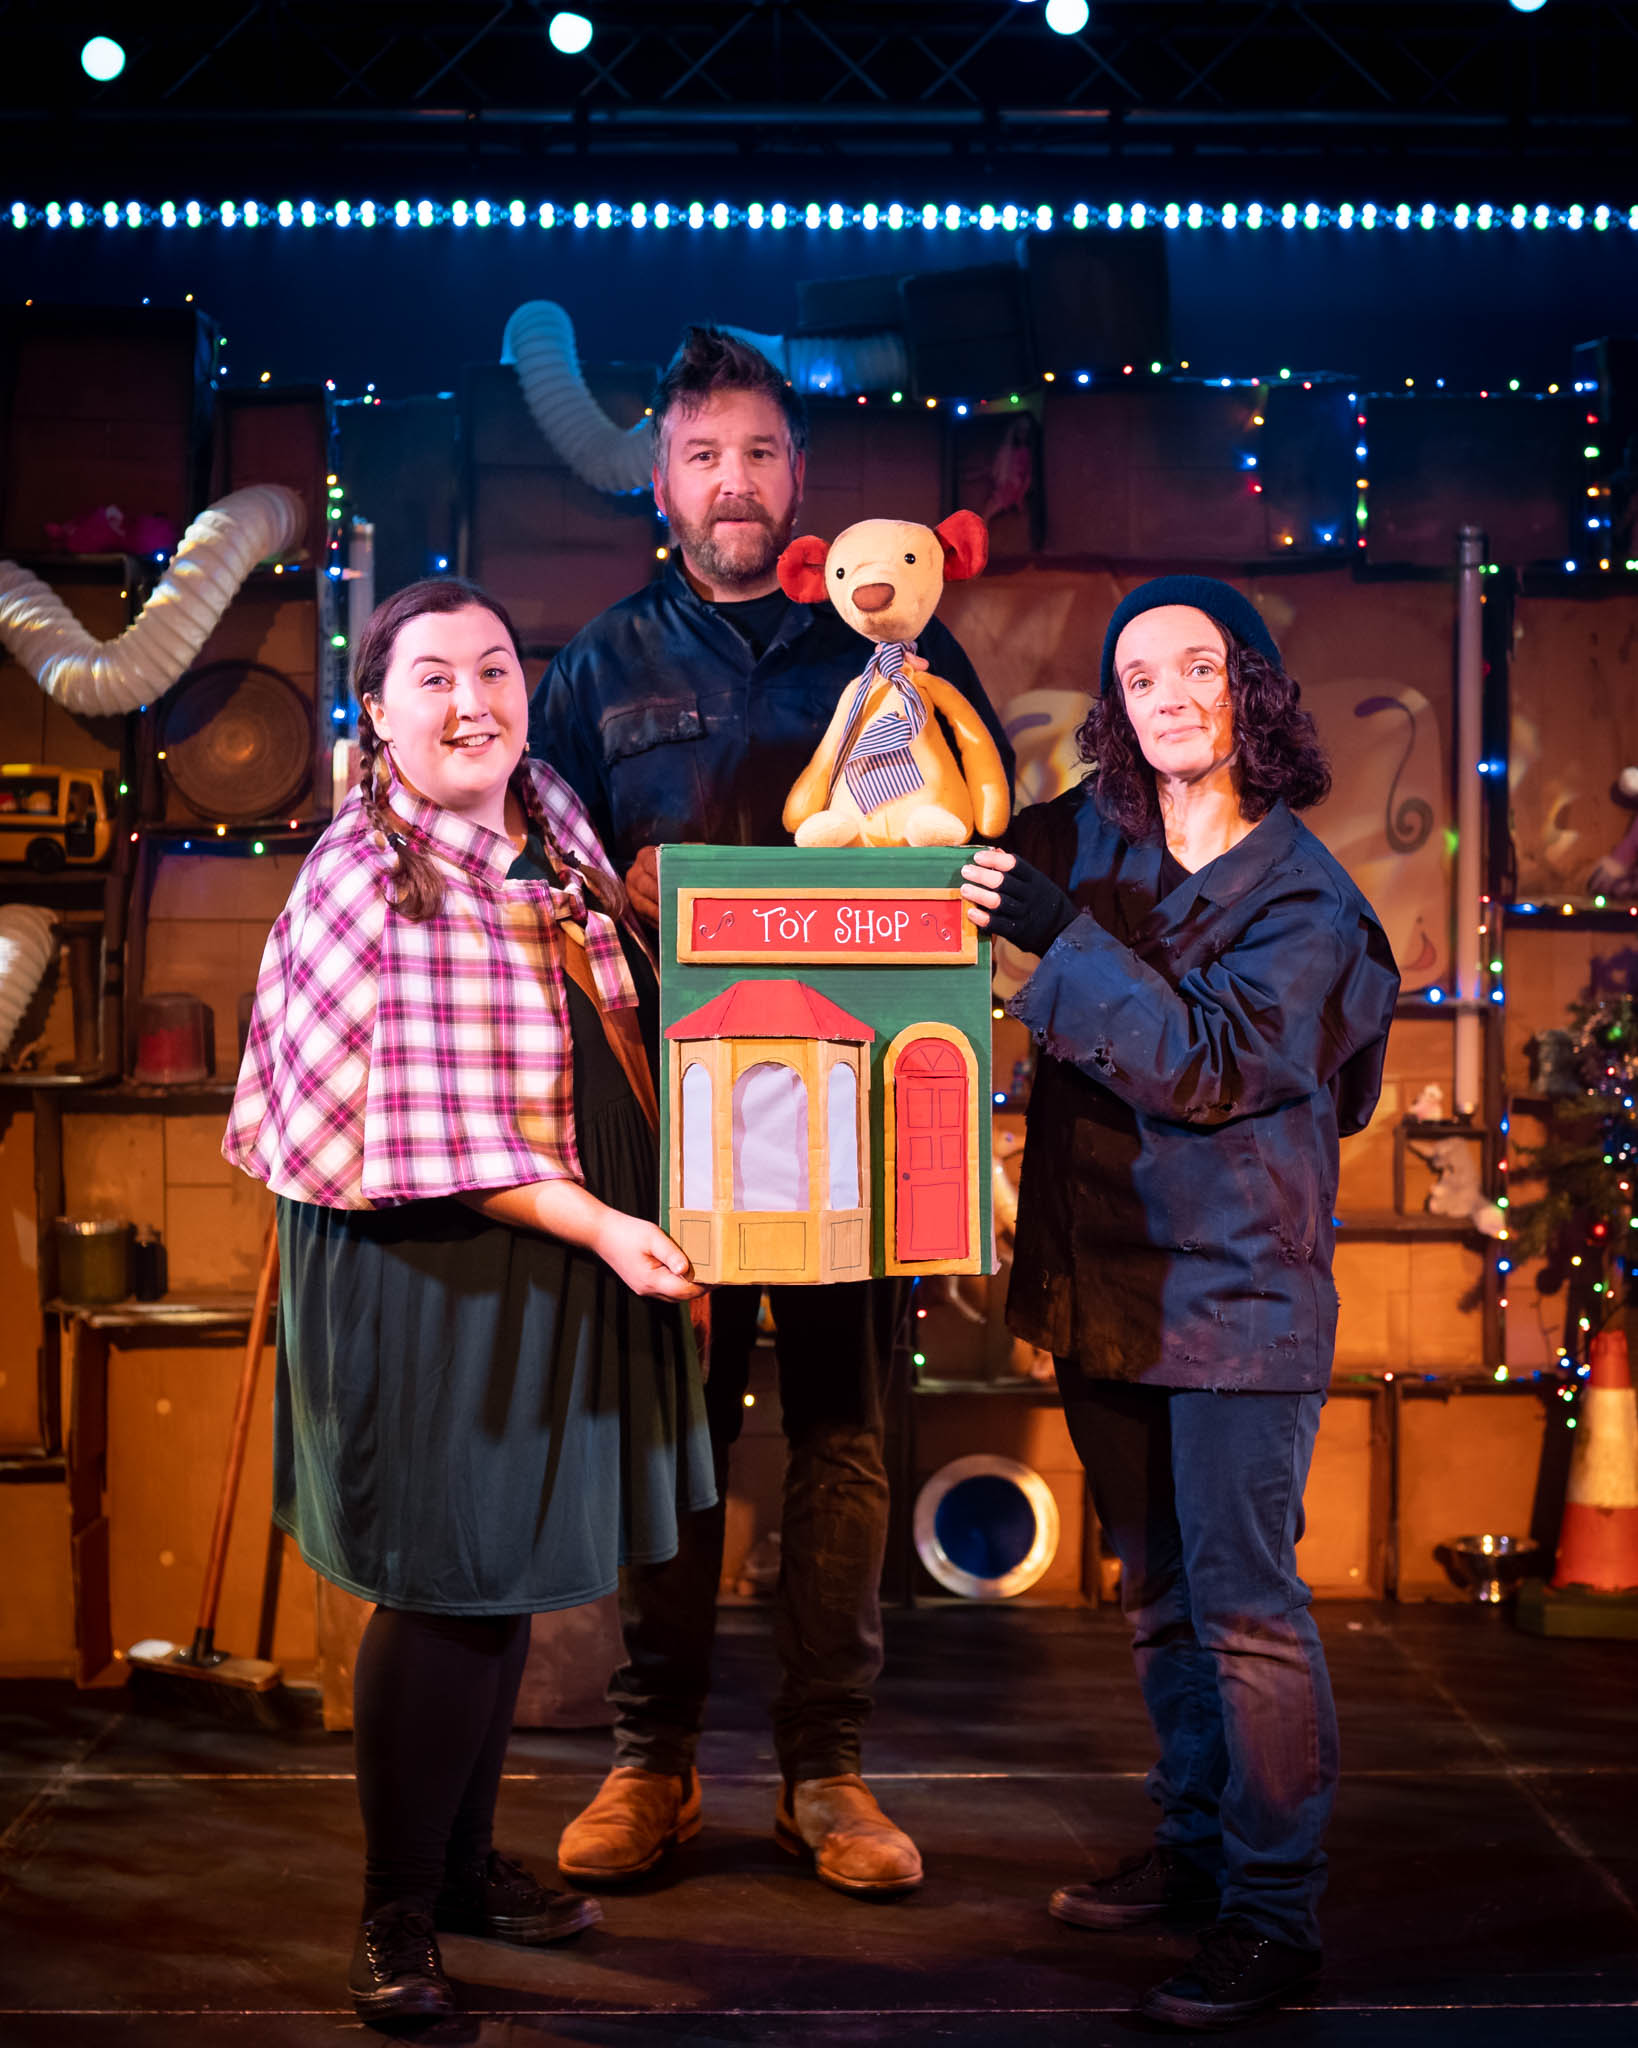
[351,576,537,922]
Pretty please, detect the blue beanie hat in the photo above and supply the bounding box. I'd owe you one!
[1099,575,1281,696]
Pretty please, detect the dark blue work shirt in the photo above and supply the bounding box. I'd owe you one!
[1005,780,1399,1392]
[528,557,1014,867]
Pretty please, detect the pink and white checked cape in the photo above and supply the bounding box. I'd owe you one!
[224,757,645,1209]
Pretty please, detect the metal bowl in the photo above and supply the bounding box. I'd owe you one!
[1440,1533,1541,1604]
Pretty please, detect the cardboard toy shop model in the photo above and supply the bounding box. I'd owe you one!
[658,509,1003,1287]
[658,846,995,1287]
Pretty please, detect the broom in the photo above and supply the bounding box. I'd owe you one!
[127,1214,291,1725]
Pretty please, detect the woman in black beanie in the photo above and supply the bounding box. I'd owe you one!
[961,576,1398,2030]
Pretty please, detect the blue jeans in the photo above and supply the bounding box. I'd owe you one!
[1057,1375,1338,1950]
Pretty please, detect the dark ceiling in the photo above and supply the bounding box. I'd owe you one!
[5,1,1636,201]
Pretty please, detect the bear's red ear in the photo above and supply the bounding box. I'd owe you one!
[778,532,831,603]
[935,509,989,581]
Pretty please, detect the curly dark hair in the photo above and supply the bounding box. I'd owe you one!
[652,324,807,469]
[1076,630,1332,840]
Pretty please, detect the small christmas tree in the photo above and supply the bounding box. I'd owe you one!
[1511,993,1638,1372]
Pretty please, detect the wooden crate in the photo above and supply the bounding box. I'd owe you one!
[1041,386,1268,561]
[103,1331,316,1673]
[798,398,945,542]
[148,588,322,826]
[1396,1385,1546,1600]
[0,572,130,772]
[0,305,214,550]
[463,362,659,653]
[0,1482,77,1677]
[211,386,333,565]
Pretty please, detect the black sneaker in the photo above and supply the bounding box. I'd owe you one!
[1139,1914,1322,2030]
[348,1902,454,2019]
[435,1850,603,1945]
[1049,1847,1219,1929]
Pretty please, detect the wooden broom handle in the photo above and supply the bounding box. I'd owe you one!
[194,1214,280,1640]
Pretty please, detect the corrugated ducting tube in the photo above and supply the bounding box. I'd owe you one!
[503,301,654,495]
[0,484,305,717]
[0,905,58,1061]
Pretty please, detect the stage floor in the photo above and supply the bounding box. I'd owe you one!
[1,1602,1635,2045]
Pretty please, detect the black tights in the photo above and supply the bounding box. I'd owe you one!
[353,1606,531,1916]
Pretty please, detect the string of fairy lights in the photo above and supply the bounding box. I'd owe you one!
[11,196,1638,236]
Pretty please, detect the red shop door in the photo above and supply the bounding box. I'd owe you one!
[894,1037,969,1262]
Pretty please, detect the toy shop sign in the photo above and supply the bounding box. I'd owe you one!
[676,887,976,966]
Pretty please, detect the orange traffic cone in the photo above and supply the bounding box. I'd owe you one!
[1519,1326,1638,1637]
[1551,1327,1638,1592]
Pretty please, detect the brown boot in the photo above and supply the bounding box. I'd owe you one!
[774,1774,923,1898]
[557,1765,701,1884]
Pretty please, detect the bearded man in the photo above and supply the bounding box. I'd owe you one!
[530,326,1010,1900]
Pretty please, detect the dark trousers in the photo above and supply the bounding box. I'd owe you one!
[1057,1374,1338,1951]
[609,1278,898,1781]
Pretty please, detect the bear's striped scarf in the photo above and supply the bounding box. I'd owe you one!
[825,641,928,815]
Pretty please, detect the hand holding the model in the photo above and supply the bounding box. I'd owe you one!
[960,846,1078,956]
[624,845,661,924]
[595,1211,704,1301]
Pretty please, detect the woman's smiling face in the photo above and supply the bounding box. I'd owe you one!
[1113,604,1237,787]
[364,604,529,825]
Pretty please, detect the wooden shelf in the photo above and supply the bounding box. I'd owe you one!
[136,822,325,849]
[1394,994,1489,1018]
[0,1454,67,1484]
[47,1293,260,1331]
[0,1077,236,1107]
[1335,1211,1489,1240]
[1,552,154,581]
[72,1081,237,1111]
[0,1070,120,1093]
[1505,900,1638,932]
[0,871,114,897]
[914,1376,1062,1398]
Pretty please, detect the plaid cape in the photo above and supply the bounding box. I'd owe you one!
[224,757,644,1209]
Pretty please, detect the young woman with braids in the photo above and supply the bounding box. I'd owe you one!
[226,578,713,2020]
[961,577,1400,2032]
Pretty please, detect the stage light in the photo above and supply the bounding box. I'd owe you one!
[81,36,125,82]
[1508,1,1548,13]
[1045,0,1091,32]
[547,11,593,56]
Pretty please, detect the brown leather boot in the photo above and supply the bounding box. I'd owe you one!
[774,1774,923,1898]
[556,1765,701,1884]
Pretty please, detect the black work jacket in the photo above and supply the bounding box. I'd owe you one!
[528,558,1013,866]
[1005,780,1399,1391]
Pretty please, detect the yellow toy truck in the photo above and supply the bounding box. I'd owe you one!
[0,764,115,872]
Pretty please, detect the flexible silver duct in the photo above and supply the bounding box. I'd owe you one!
[503,301,654,495]
[0,484,305,717]
[0,905,58,1062]
[502,302,912,496]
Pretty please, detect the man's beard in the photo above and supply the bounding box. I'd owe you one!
[667,500,793,591]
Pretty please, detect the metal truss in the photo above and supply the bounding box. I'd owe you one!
[7,2,1638,191]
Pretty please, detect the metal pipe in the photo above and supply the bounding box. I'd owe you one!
[346,519,375,688]
[1454,525,1486,1118]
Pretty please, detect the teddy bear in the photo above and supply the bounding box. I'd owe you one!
[776,510,1011,848]
[1588,766,1638,899]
